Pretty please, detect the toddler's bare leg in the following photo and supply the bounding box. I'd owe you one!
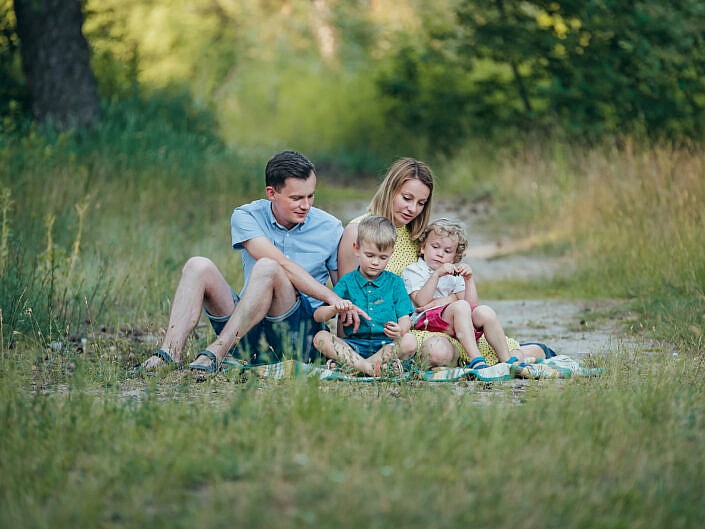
[443,301,485,362]
[471,305,515,362]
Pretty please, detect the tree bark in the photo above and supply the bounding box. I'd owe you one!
[13,0,100,129]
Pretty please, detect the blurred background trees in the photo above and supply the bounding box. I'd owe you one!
[13,0,100,129]
[2,0,704,164]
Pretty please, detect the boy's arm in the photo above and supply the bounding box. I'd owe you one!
[382,315,411,339]
[397,314,411,334]
[313,305,340,323]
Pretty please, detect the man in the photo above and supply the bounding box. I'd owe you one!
[141,150,360,372]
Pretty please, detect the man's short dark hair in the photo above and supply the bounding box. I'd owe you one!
[265,151,316,191]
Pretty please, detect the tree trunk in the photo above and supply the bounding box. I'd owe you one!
[13,0,100,129]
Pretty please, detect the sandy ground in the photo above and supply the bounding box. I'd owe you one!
[337,198,651,359]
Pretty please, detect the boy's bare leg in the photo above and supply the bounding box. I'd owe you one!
[313,330,376,376]
[366,333,417,365]
[142,256,235,369]
[189,257,299,368]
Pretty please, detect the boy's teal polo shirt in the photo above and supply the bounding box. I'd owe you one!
[333,269,414,340]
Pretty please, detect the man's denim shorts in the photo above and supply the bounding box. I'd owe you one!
[206,290,324,365]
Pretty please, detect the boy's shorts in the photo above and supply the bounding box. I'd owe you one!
[342,337,394,359]
[206,290,324,365]
[413,304,484,341]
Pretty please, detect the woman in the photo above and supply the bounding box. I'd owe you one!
[338,157,549,367]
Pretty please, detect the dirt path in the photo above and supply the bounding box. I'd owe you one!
[338,198,645,359]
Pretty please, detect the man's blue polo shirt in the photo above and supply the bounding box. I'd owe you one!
[333,269,414,340]
[231,199,343,309]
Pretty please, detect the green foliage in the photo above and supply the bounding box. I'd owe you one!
[441,141,705,353]
[378,0,705,149]
[455,0,705,140]
[0,89,254,340]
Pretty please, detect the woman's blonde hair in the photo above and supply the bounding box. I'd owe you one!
[367,158,434,241]
[418,218,468,264]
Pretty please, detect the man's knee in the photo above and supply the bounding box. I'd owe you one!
[251,257,286,279]
[182,256,217,278]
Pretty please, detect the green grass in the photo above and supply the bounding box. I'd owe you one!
[2,108,705,527]
[1,351,704,528]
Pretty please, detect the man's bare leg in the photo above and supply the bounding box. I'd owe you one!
[189,257,298,368]
[142,256,235,370]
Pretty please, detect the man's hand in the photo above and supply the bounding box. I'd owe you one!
[331,299,354,313]
[337,303,371,333]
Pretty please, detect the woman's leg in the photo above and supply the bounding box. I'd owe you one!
[418,336,458,368]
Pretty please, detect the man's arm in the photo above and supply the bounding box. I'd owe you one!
[243,235,340,306]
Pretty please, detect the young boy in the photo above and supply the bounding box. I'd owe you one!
[401,218,541,371]
[313,215,418,377]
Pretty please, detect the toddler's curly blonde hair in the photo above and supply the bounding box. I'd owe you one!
[418,218,468,264]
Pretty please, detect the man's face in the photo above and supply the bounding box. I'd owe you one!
[266,172,316,229]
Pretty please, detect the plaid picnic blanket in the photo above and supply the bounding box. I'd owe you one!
[228,355,603,382]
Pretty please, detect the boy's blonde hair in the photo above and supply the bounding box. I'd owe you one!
[356,215,397,251]
[418,218,468,264]
[367,158,435,241]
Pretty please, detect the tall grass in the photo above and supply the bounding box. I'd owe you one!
[438,141,705,354]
